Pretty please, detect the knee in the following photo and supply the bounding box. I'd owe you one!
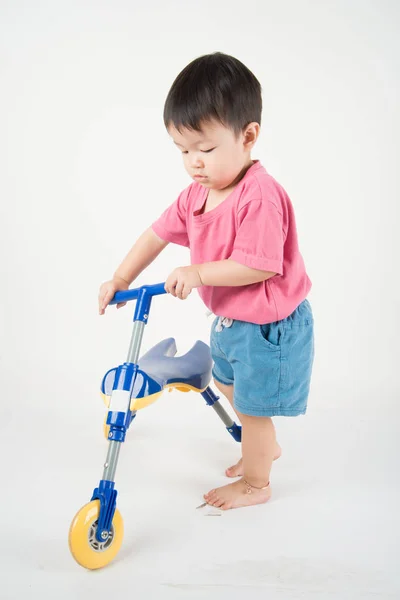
[236,410,272,424]
[214,379,233,401]
[213,378,233,395]
[213,377,223,392]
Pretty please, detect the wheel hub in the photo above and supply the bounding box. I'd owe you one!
[88,520,114,551]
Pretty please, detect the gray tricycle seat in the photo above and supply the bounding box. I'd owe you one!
[137,338,213,392]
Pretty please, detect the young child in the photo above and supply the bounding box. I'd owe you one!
[98,52,314,510]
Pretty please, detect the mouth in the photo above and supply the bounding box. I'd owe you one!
[193,175,207,180]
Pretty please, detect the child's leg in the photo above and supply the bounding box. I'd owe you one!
[204,411,274,510]
[213,379,281,477]
[241,413,275,487]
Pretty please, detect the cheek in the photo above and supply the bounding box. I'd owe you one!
[210,151,239,177]
[208,151,229,171]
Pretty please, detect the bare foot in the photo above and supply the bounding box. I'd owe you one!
[204,478,271,510]
[225,443,282,478]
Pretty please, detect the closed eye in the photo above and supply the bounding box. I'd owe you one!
[181,147,216,155]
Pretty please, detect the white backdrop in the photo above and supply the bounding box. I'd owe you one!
[1,1,399,599]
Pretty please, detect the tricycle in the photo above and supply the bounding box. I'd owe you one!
[68,283,242,569]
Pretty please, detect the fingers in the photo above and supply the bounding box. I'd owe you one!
[175,279,184,299]
[165,279,192,300]
[165,276,178,297]
[99,279,129,315]
[99,287,114,314]
[165,269,194,300]
[102,290,113,311]
[98,292,106,315]
[180,285,191,300]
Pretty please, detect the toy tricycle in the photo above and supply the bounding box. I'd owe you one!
[68,283,242,570]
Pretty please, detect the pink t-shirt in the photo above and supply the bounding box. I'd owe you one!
[152,160,311,324]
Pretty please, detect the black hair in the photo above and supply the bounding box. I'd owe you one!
[163,52,262,137]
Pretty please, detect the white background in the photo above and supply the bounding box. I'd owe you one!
[1,1,399,598]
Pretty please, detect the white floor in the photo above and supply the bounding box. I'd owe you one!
[2,382,399,600]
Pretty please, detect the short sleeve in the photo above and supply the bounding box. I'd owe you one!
[230,199,284,275]
[151,188,190,248]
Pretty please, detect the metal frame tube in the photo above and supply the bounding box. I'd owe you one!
[102,440,122,481]
[102,319,146,483]
[211,400,235,428]
[127,321,145,365]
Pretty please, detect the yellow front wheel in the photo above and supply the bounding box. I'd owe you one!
[69,500,124,569]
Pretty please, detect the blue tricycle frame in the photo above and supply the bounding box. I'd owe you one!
[69,283,241,569]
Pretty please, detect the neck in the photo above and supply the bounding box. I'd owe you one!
[220,158,254,193]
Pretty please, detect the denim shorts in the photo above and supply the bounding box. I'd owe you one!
[210,299,315,417]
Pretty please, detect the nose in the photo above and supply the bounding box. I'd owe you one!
[189,153,204,169]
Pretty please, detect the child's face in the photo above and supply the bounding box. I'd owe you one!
[168,120,258,191]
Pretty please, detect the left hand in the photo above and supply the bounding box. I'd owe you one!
[165,265,203,300]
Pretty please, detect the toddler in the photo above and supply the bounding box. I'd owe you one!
[99,52,315,510]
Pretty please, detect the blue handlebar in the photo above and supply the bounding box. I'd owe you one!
[109,283,167,306]
[109,283,167,323]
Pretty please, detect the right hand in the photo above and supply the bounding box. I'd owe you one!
[98,276,130,315]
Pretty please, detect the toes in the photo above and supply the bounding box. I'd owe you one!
[209,496,221,507]
[226,466,238,477]
[213,498,224,508]
[226,460,243,478]
[204,489,217,502]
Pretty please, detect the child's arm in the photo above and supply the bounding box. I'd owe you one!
[114,227,169,284]
[165,198,284,299]
[99,227,168,314]
[165,260,275,299]
[198,259,275,286]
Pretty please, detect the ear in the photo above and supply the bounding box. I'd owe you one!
[242,122,260,149]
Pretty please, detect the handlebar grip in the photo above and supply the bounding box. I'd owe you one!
[109,282,167,306]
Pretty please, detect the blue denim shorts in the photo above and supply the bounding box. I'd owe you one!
[210,299,315,417]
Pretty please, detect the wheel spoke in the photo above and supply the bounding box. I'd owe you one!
[88,520,114,551]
